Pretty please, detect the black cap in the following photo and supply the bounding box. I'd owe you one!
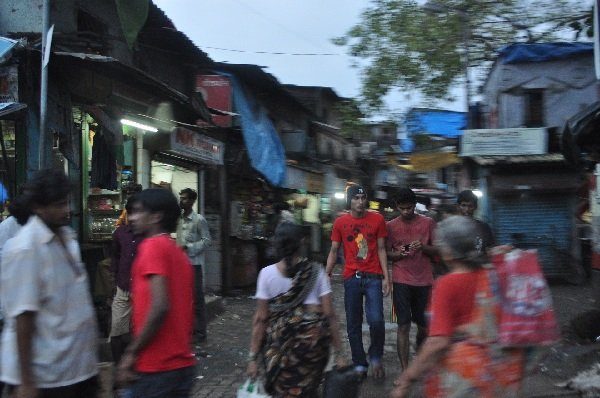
[346,185,366,208]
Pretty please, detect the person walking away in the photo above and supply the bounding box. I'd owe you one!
[109,200,141,364]
[391,216,527,398]
[325,184,390,380]
[117,189,196,397]
[457,190,495,254]
[176,188,211,343]
[386,188,436,383]
[0,169,98,398]
[247,222,348,396]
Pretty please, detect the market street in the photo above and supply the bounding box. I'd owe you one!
[190,272,597,398]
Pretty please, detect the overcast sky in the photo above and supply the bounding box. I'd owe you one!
[153,0,464,119]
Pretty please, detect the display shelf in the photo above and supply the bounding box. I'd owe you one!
[89,189,120,196]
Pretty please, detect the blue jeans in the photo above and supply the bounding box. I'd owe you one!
[344,276,385,368]
[128,366,195,398]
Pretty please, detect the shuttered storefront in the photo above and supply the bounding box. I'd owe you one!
[491,194,575,277]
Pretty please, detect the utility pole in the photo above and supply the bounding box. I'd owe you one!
[39,0,50,169]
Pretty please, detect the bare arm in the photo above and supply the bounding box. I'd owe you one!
[246,299,269,377]
[325,241,341,277]
[377,237,391,296]
[390,336,450,398]
[118,275,169,384]
[16,311,39,397]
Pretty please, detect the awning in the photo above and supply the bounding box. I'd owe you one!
[561,101,600,168]
[0,36,18,63]
[53,51,212,123]
[0,102,27,118]
[401,151,459,172]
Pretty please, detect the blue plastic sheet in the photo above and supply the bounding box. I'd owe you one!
[498,42,593,65]
[219,73,286,186]
[405,109,466,138]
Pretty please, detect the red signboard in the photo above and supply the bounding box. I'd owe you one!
[196,75,232,127]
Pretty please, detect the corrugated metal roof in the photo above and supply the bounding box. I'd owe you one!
[472,153,565,166]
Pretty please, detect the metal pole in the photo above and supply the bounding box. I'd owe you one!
[39,0,50,170]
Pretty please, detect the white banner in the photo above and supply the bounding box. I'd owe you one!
[460,128,547,156]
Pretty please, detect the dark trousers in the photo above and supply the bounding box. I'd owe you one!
[7,377,97,398]
[194,264,207,339]
[129,366,195,398]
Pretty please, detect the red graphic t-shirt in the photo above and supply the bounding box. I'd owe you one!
[131,235,196,372]
[386,214,435,286]
[331,211,388,279]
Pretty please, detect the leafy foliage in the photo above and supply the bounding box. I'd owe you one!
[333,100,371,140]
[334,0,593,110]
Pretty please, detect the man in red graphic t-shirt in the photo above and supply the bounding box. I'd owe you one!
[118,189,196,398]
[386,188,436,382]
[326,184,389,380]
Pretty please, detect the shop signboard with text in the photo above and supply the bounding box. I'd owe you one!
[170,127,224,165]
[460,128,547,156]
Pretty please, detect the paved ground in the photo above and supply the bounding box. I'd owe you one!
[190,272,599,397]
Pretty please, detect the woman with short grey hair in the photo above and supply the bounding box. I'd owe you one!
[391,216,527,398]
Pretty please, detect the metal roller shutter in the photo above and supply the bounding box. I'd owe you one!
[491,194,575,277]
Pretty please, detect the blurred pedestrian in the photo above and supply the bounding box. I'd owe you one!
[386,188,436,380]
[390,216,526,398]
[0,169,98,398]
[118,189,196,398]
[116,183,142,227]
[325,185,390,380]
[109,200,140,364]
[457,190,495,254]
[247,222,348,397]
[176,187,211,343]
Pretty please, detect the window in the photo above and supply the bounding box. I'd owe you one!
[524,90,544,127]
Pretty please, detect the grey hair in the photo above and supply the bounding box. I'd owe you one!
[435,215,486,269]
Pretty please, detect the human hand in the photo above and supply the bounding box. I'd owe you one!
[116,351,138,387]
[246,360,259,379]
[382,279,391,297]
[16,384,40,398]
[410,241,422,251]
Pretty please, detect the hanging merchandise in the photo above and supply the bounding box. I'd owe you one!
[90,128,118,190]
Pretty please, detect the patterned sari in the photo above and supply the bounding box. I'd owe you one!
[263,261,331,397]
[425,268,526,398]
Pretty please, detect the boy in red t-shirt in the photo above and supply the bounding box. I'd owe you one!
[117,189,196,398]
[386,188,436,379]
[326,185,390,380]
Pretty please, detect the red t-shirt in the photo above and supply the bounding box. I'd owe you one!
[386,214,435,286]
[131,234,196,372]
[428,270,482,337]
[331,211,387,279]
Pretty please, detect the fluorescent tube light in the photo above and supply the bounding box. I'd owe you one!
[120,119,158,132]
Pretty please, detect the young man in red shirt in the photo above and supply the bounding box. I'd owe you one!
[118,189,196,397]
[386,188,436,379]
[326,185,390,379]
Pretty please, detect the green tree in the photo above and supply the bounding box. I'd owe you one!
[334,0,593,110]
[334,100,371,140]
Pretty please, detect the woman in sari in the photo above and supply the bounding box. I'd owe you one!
[391,216,526,398]
[246,222,347,397]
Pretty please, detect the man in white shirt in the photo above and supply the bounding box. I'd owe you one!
[0,169,98,398]
[176,188,211,342]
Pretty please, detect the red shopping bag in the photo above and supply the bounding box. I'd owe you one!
[491,249,560,347]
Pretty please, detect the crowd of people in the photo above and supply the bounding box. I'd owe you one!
[0,170,211,398]
[0,168,541,398]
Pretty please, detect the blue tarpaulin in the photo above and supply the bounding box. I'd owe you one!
[405,109,466,138]
[219,72,286,186]
[498,42,593,65]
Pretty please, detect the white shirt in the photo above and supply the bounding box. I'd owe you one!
[0,216,98,387]
[255,264,332,305]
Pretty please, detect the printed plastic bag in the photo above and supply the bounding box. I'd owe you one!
[236,378,271,398]
[491,249,560,347]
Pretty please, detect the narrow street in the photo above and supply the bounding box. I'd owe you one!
[190,271,598,397]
